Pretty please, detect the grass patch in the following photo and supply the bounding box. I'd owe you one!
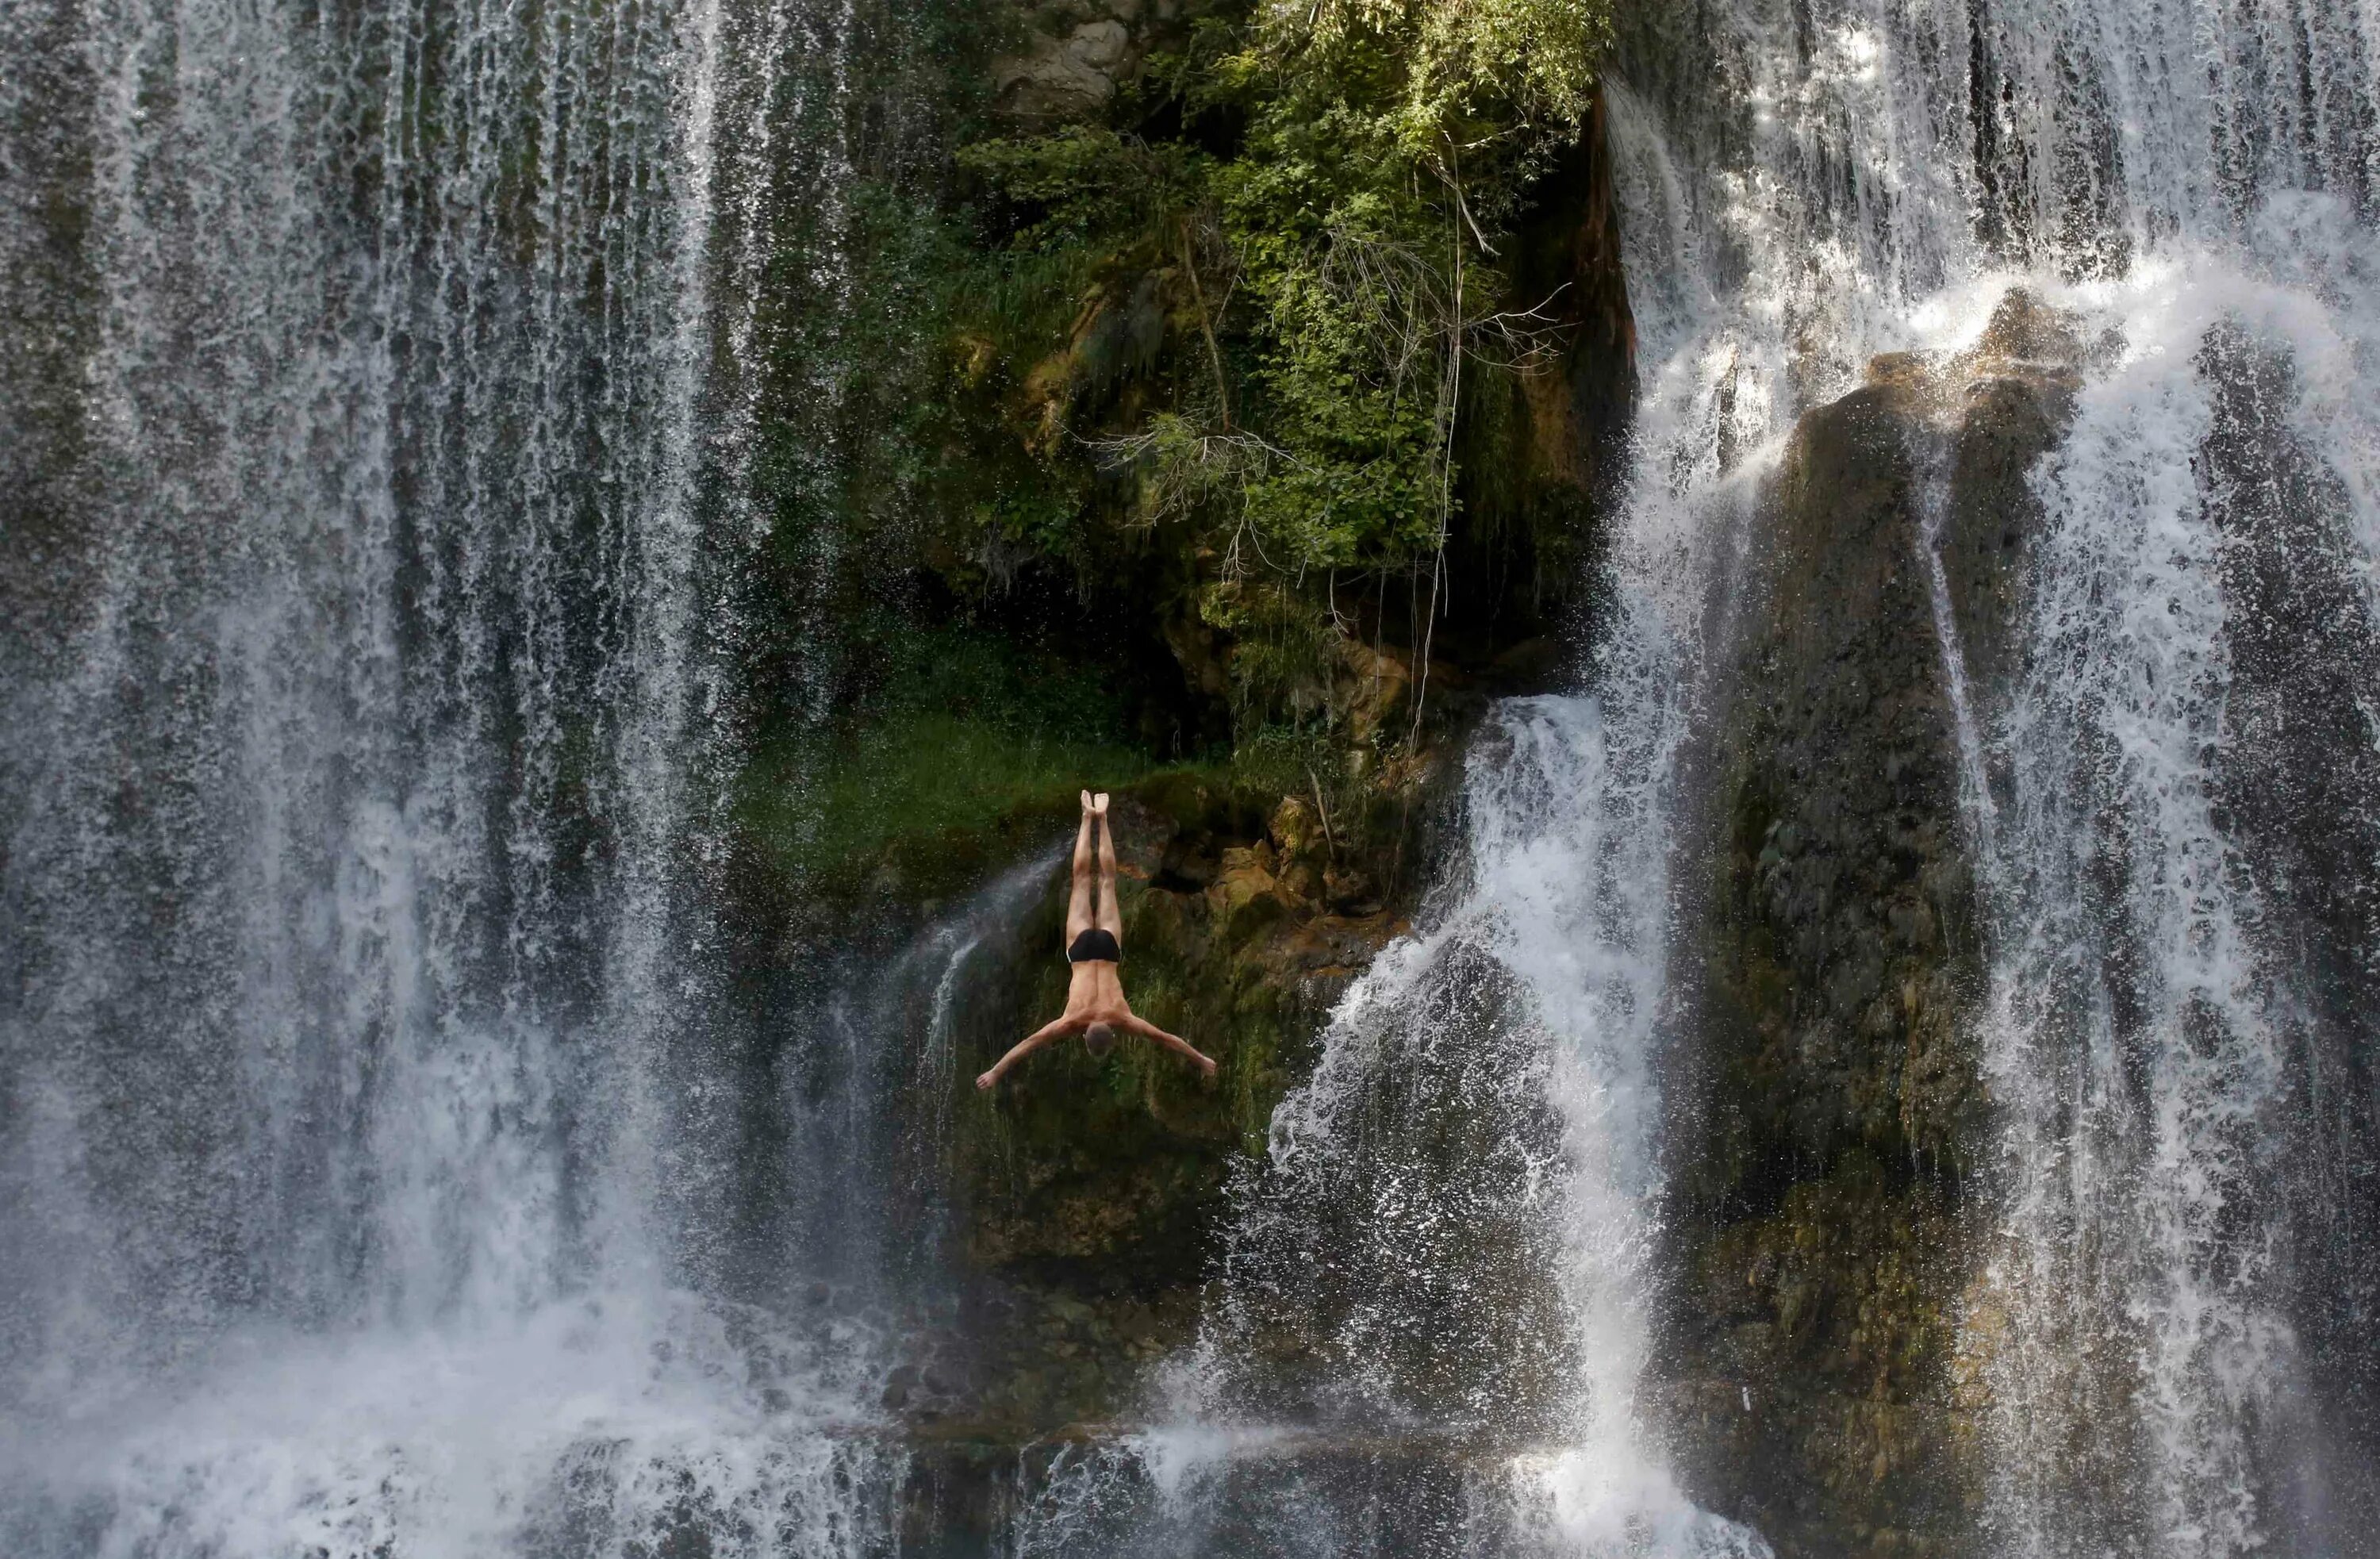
[739,624,1207,900]
[755,714,1159,897]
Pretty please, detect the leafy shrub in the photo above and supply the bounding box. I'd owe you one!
[948,0,1610,732]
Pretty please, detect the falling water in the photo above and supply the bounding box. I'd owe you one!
[1604,0,2380,1552]
[7,0,2380,1547]
[0,0,912,1547]
[1971,261,2380,1554]
[775,845,1062,1311]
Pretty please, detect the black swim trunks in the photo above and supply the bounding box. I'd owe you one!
[1067,927,1122,964]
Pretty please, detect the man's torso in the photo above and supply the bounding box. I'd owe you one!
[1062,958,1127,1023]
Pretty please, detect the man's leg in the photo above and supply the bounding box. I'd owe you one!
[1065,793,1096,943]
[1092,793,1123,944]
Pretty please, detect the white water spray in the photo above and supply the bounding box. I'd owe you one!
[0,0,895,1548]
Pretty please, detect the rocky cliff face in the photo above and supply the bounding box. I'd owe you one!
[1657,292,2086,1557]
[727,9,2168,1546]
[747,82,2125,1531]
[729,2,1646,1469]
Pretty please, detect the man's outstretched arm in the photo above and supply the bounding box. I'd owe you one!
[1122,1014,1217,1077]
[977,1018,1074,1089]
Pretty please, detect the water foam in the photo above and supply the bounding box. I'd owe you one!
[0,1297,899,1559]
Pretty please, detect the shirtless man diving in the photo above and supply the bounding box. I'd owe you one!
[976,792,1217,1089]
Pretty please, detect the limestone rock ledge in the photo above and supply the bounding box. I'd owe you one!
[990,0,1180,126]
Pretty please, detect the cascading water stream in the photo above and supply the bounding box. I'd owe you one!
[1966,260,2380,1555]
[1598,0,2380,1551]
[0,0,916,1549]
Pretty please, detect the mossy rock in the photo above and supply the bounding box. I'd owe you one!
[1659,298,2083,1557]
[950,791,1400,1293]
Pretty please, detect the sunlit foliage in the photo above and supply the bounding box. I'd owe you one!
[950,0,1609,728]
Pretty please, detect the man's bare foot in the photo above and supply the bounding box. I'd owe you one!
[1081,789,1094,814]
[1092,792,1110,816]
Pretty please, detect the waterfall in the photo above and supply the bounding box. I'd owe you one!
[775,846,1062,1311]
[6,0,2379,1548]
[0,0,907,1547]
[1073,0,2380,1551]
[1973,259,2380,1553]
[1601,0,2380,1551]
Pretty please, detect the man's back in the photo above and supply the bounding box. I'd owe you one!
[975,791,1216,1090]
[1063,958,1129,1023]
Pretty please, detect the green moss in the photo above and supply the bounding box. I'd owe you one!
[742,713,1149,893]
[737,624,1189,898]
[1678,1156,1979,1557]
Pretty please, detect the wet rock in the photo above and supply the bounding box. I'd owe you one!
[1660,289,2085,1558]
[1934,288,2087,717]
[1442,91,1637,659]
[1206,843,1284,941]
[1334,639,1415,749]
[992,16,1140,126]
[1322,864,1379,916]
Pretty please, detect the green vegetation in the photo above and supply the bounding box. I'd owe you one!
[738,626,1174,898]
[944,0,1611,725]
[742,712,1152,893]
[725,0,1616,907]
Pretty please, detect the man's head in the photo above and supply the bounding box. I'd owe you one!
[1083,1021,1115,1059]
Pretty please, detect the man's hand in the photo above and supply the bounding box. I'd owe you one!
[977,1069,997,1090]
[1200,1056,1218,1079]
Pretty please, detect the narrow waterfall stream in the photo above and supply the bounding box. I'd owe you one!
[4,0,2378,1549]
